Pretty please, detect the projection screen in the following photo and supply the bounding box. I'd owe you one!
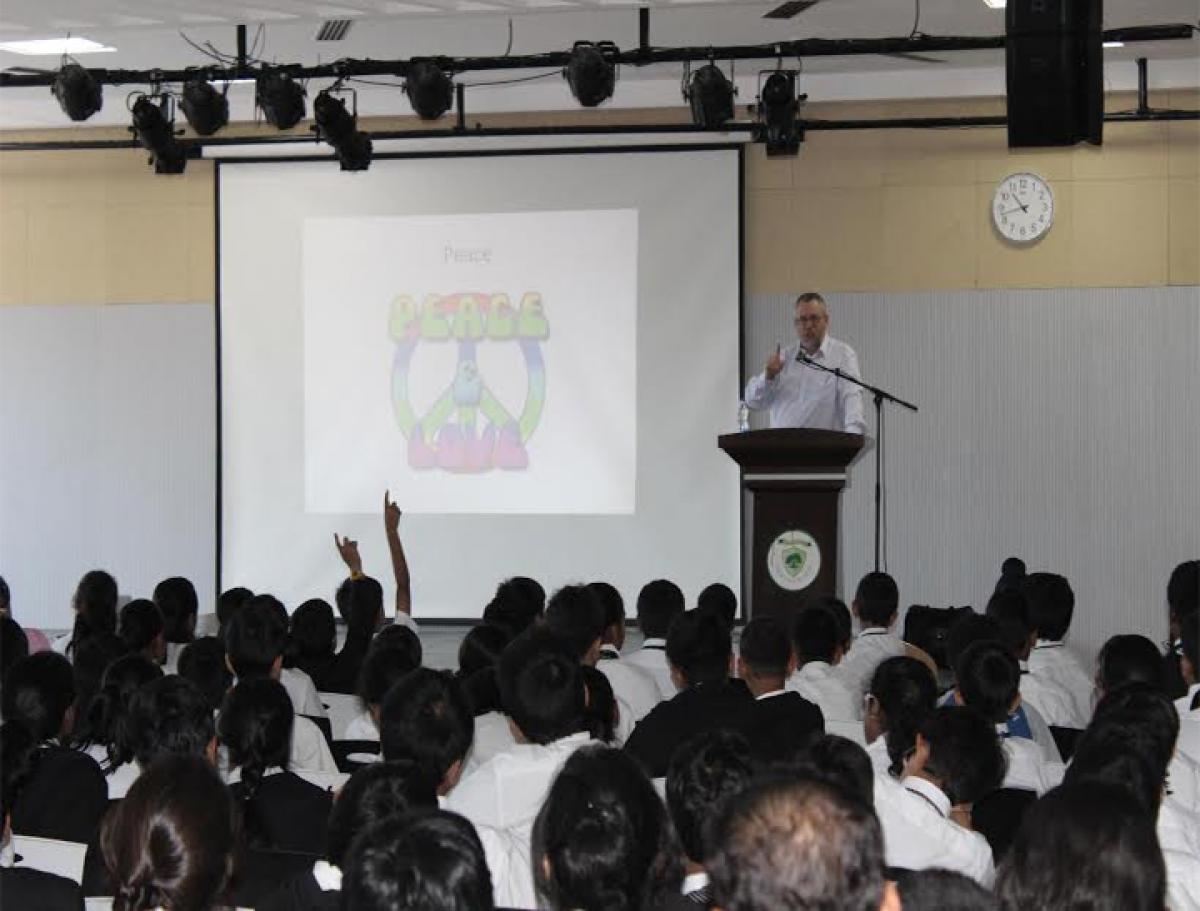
[218,147,742,619]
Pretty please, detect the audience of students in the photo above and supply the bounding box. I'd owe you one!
[2,556,1198,911]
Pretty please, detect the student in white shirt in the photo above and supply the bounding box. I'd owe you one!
[996,781,1167,911]
[873,706,1002,886]
[835,572,936,715]
[153,576,199,676]
[624,579,686,701]
[1023,571,1095,725]
[862,656,938,778]
[787,602,860,723]
[445,627,593,909]
[664,730,755,910]
[987,588,1081,729]
[379,668,475,796]
[545,584,659,744]
[342,635,423,742]
[533,745,681,911]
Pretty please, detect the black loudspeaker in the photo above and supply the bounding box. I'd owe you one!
[1006,0,1103,148]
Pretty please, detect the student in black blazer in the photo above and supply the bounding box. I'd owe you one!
[736,616,824,764]
[219,678,332,855]
[624,610,754,778]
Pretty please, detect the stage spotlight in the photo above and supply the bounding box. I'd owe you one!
[405,60,453,120]
[564,41,617,107]
[756,69,803,156]
[314,89,373,171]
[179,78,229,136]
[130,95,187,174]
[684,63,735,128]
[52,62,103,121]
[256,71,307,129]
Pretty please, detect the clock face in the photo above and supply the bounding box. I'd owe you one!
[992,172,1054,244]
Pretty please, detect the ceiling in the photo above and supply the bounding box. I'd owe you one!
[0,0,1196,129]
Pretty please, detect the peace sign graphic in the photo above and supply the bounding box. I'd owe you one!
[390,291,548,473]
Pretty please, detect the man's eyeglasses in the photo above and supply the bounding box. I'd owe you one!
[794,315,825,325]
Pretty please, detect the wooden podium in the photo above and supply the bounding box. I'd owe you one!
[718,429,866,622]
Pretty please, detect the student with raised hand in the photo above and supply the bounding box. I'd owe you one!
[954,640,1058,790]
[332,491,417,647]
[1023,571,1094,722]
[117,599,166,666]
[835,571,935,714]
[344,639,423,742]
[624,609,753,778]
[863,655,938,777]
[72,653,162,798]
[545,584,658,744]
[985,588,1080,729]
[996,782,1166,911]
[625,579,686,701]
[736,616,823,764]
[341,809,495,911]
[152,576,198,672]
[707,777,901,911]
[379,668,474,796]
[872,706,1004,886]
[56,569,119,660]
[786,602,859,723]
[101,754,237,911]
[445,627,592,909]
[664,731,754,910]
[533,745,681,911]
[218,677,332,854]
[0,720,86,909]
[223,597,336,773]
[260,759,439,911]
[1,652,107,844]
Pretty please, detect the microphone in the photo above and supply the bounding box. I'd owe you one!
[795,349,813,364]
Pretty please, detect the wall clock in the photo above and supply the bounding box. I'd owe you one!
[992,172,1054,244]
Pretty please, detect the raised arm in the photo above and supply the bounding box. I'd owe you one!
[384,490,412,618]
[333,533,364,578]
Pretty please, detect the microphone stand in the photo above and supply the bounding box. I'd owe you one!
[795,350,918,572]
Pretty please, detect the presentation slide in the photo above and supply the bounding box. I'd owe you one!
[303,210,637,514]
[219,149,741,619]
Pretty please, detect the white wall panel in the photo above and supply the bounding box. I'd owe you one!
[745,287,1200,664]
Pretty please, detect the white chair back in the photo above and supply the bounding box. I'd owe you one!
[319,692,362,740]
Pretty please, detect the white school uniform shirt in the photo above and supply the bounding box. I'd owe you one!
[834,628,908,717]
[865,734,892,777]
[1027,640,1095,726]
[465,711,519,774]
[595,651,661,745]
[1176,685,1200,766]
[872,773,995,887]
[291,713,339,774]
[445,731,592,909]
[786,660,859,723]
[624,639,678,702]
[1018,661,1081,729]
[281,666,328,719]
[84,744,141,800]
[343,710,379,742]
[1000,729,1054,795]
[1021,701,1063,763]
[1160,797,1200,911]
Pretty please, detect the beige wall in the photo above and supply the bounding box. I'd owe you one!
[1,92,1197,306]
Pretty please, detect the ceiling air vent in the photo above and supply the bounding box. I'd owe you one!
[763,1,821,19]
[316,19,354,41]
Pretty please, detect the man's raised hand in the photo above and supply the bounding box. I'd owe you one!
[765,343,784,380]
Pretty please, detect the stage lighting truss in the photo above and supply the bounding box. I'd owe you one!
[564,41,618,107]
[683,60,736,128]
[404,59,454,121]
[256,70,307,129]
[179,76,229,136]
[128,91,187,174]
[52,59,103,121]
[313,86,373,171]
[755,67,806,156]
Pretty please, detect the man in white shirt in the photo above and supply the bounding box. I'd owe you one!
[834,572,934,717]
[445,627,593,909]
[624,579,685,702]
[787,602,859,723]
[743,292,866,434]
[1023,572,1095,725]
[544,584,659,744]
[873,706,1002,887]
